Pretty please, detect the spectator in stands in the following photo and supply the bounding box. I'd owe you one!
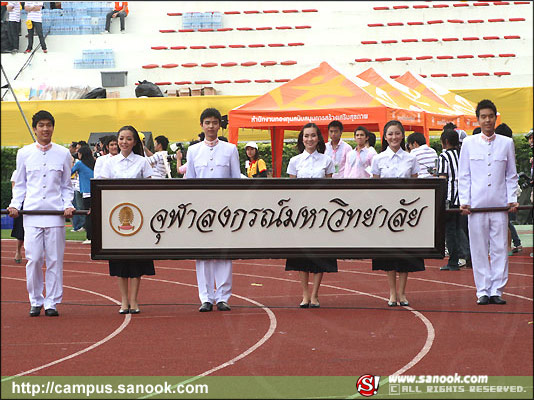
[103,1,128,34]
[459,99,518,305]
[370,120,424,307]
[94,135,118,178]
[6,2,20,53]
[10,169,24,263]
[245,141,267,178]
[406,132,438,178]
[71,145,95,245]
[144,135,174,178]
[325,120,351,178]
[438,128,471,271]
[24,1,46,53]
[344,126,377,178]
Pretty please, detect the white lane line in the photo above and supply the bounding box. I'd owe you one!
[0,276,130,382]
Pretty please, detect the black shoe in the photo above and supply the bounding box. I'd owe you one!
[399,301,410,306]
[440,265,460,271]
[119,308,130,314]
[129,308,141,314]
[489,295,506,305]
[199,302,213,312]
[310,302,320,308]
[44,308,59,316]
[477,295,490,305]
[388,301,398,307]
[299,301,310,308]
[216,301,231,311]
[29,305,42,317]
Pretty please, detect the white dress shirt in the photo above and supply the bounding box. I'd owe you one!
[287,150,335,178]
[344,146,377,178]
[101,152,152,179]
[325,139,352,178]
[458,134,518,208]
[93,153,112,178]
[370,147,420,178]
[185,141,241,179]
[9,142,74,227]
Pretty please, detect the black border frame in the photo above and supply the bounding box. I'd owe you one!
[91,178,446,260]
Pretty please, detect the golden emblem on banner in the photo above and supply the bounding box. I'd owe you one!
[109,203,143,236]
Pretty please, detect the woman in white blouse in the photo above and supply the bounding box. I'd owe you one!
[286,123,336,308]
[101,126,154,314]
[370,120,424,307]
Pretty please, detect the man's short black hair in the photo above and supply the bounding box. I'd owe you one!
[440,129,460,148]
[407,132,427,146]
[32,110,55,128]
[476,99,497,118]
[354,126,371,137]
[77,140,88,147]
[495,123,513,138]
[154,135,169,150]
[200,108,222,124]
[327,120,343,131]
[473,127,481,135]
[443,122,457,130]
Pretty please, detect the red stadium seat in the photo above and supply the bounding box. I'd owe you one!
[142,64,158,69]
[422,38,439,42]
[373,6,389,10]
[375,57,392,62]
[235,79,252,83]
[282,10,299,13]
[390,75,400,79]
[443,38,459,41]
[224,11,240,14]
[494,71,511,76]
[451,73,469,77]
[159,29,176,33]
[181,63,198,67]
[155,82,171,86]
[453,3,468,6]
[229,44,245,48]
[413,5,428,8]
[217,28,233,32]
[457,54,474,58]
[175,81,192,85]
[407,21,424,25]
[467,20,484,23]
[387,22,404,26]
[473,72,490,76]
[509,18,526,21]
[419,74,427,78]
[396,57,413,61]
[237,27,253,31]
[499,53,516,57]
[190,45,207,49]
[151,46,168,50]
[201,62,218,67]
[431,73,448,77]
[356,58,372,62]
[402,39,418,42]
[302,9,318,12]
[209,45,226,49]
[275,79,291,82]
[382,40,398,44]
[276,26,292,30]
[416,55,433,60]
[162,63,179,68]
[255,79,272,83]
[362,41,378,44]
[433,4,449,7]
[504,35,520,39]
[178,29,194,33]
[167,12,182,16]
[488,18,505,22]
[448,19,464,23]
[170,46,187,50]
[261,61,277,66]
[493,1,510,4]
[268,43,285,47]
[473,2,490,5]
[483,36,499,40]
[427,20,444,24]
[463,37,480,40]
[249,44,265,48]
[368,23,384,27]
[393,5,409,9]
[244,10,260,14]
[214,80,231,84]
[514,1,531,3]
[437,55,454,59]
[478,54,495,58]
[195,80,212,84]
[288,42,304,46]
[198,29,214,32]
[256,27,272,30]
[221,62,238,67]
[241,61,258,66]
[295,26,312,29]
[263,10,279,13]
[281,60,297,65]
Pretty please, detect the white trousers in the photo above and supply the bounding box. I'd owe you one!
[196,259,232,304]
[24,226,65,309]
[468,212,509,298]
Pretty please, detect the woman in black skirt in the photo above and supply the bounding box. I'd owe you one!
[100,126,155,314]
[285,123,337,308]
[370,120,424,307]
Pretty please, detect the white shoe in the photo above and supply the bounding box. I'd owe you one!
[101,30,110,34]
[82,239,91,244]
[458,259,466,267]
[120,30,125,34]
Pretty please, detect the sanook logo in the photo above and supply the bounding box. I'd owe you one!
[356,375,380,397]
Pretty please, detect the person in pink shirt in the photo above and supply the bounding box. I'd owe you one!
[344,126,377,178]
[324,120,352,178]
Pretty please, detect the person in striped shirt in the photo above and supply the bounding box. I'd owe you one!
[406,132,438,178]
[144,135,173,178]
[438,129,470,271]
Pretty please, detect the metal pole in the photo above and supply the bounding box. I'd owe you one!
[1,210,90,215]
[0,65,36,142]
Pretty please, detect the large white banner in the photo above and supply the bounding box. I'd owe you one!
[91,179,446,260]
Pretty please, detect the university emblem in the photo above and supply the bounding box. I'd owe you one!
[109,203,143,236]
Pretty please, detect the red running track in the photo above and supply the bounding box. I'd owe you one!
[1,239,532,377]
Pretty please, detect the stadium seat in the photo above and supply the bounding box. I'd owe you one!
[235,79,252,83]
[402,39,418,42]
[356,58,372,62]
[244,10,260,14]
[155,82,171,85]
[474,2,490,6]
[261,61,277,66]
[224,11,240,15]
[493,1,509,4]
[209,45,226,49]
[478,54,495,58]
[431,73,448,77]
[302,9,318,12]
[373,6,389,10]
[170,46,187,50]
[483,36,500,40]
[427,20,444,24]
[504,35,520,39]
[451,73,469,77]
[190,45,207,49]
[463,37,480,40]
[275,79,291,82]
[422,38,439,42]
[396,57,413,61]
[201,62,218,67]
[181,63,198,67]
[437,55,454,59]
[443,38,459,41]
[217,28,233,32]
[387,22,404,26]
[198,29,214,32]
[151,46,167,50]
[268,43,285,47]
[448,19,464,23]
[416,56,433,60]
[237,27,253,31]
[276,26,292,30]
[241,61,257,66]
[509,18,526,21]
[256,27,272,30]
[162,64,179,68]
[514,1,531,3]
[175,81,192,85]
[393,5,409,9]
[179,29,194,33]
[453,3,469,6]
[390,75,401,79]
[499,53,516,57]
[375,57,392,62]
[195,80,212,84]
[467,20,484,23]
[488,18,505,22]
[457,55,474,58]
[362,41,378,45]
[282,10,299,13]
[142,64,158,69]
[288,42,304,46]
[473,72,490,76]
[494,71,511,76]
[214,80,231,84]
[433,4,449,7]
[419,74,427,78]
[413,5,429,9]
[295,26,312,29]
[221,62,238,67]
[249,44,265,48]
[382,40,398,44]
[167,13,182,16]
[159,29,176,33]
[255,79,272,83]
[368,23,384,27]
[281,60,297,65]
[407,21,424,25]
[263,10,279,13]
[229,45,245,48]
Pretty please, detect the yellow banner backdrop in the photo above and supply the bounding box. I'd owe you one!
[1,87,531,147]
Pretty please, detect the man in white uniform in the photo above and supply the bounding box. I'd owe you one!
[8,110,75,316]
[458,99,518,305]
[185,108,241,312]
[324,120,351,179]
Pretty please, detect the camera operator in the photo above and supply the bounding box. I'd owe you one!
[144,135,176,178]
